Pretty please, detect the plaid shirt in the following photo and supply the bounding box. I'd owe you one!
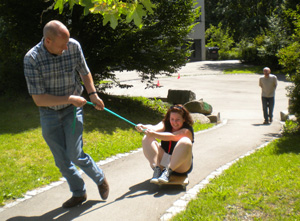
[24,38,90,110]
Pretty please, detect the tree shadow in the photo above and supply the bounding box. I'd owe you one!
[273,135,300,155]
[6,200,102,221]
[0,95,41,135]
[0,93,164,135]
[251,122,299,155]
[83,93,164,135]
[199,61,248,71]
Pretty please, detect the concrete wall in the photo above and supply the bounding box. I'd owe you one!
[188,0,205,61]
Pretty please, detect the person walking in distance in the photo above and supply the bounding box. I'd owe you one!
[24,20,109,208]
[259,67,278,124]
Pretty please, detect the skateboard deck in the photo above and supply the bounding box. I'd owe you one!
[157,175,189,187]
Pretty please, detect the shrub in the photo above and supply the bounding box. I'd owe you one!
[205,23,236,60]
[282,120,300,136]
[277,6,300,125]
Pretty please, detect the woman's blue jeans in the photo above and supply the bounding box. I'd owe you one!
[261,96,275,122]
[39,105,104,197]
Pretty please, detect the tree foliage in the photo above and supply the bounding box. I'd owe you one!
[0,0,199,95]
[205,0,297,42]
[0,0,55,95]
[205,0,298,66]
[277,6,300,123]
[53,0,156,29]
[70,1,199,88]
[205,23,235,60]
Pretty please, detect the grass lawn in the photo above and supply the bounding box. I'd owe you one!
[172,134,300,220]
[224,65,282,75]
[0,94,214,206]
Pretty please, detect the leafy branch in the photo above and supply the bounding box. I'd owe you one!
[54,0,156,29]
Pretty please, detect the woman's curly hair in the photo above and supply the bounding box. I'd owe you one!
[163,104,194,131]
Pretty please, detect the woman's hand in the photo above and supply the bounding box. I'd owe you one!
[143,128,155,136]
[136,123,147,133]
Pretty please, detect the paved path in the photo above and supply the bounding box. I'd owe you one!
[1,61,290,221]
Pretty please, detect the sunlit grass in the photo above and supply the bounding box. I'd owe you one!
[224,66,264,74]
[224,65,282,75]
[172,135,300,220]
[193,122,214,132]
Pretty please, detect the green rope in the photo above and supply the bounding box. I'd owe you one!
[72,107,77,134]
[72,101,142,135]
[86,101,137,127]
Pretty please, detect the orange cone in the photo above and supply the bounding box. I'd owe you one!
[177,73,180,79]
[157,80,160,87]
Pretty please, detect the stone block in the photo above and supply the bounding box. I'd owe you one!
[167,89,196,105]
[280,110,289,121]
[190,113,210,124]
[184,100,213,115]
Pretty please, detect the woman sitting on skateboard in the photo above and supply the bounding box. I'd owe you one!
[136,104,194,183]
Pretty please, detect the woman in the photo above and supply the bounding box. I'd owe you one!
[136,104,194,183]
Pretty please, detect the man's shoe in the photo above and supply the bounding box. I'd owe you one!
[150,166,162,184]
[98,177,109,200]
[158,168,173,183]
[62,193,87,208]
[269,118,273,123]
[263,121,269,125]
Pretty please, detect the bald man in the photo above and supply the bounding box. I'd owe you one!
[259,67,278,124]
[24,20,109,208]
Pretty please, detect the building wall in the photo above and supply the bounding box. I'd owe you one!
[188,0,205,61]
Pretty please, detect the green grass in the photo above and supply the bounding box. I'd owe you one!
[172,134,300,220]
[0,94,213,206]
[193,122,214,132]
[224,66,281,75]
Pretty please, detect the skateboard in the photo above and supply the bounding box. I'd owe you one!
[157,175,189,189]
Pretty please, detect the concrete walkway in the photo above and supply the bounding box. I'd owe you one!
[0,61,290,221]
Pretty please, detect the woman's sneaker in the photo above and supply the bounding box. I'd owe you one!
[158,168,172,183]
[150,166,162,184]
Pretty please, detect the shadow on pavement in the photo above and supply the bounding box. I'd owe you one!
[252,123,272,126]
[199,62,247,71]
[115,179,187,201]
[6,200,101,221]
[4,180,187,221]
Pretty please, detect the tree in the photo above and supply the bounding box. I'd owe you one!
[205,0,299,67]
[277,5,300,124]
[205,0,295,42]
[0,0,56,95]
[69,1,199,89]
[53,0,156,29]
[0,0,200,95]
[205,23,235,60]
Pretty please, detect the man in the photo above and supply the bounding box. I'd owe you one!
[24,20,109,208]
[259,67,278,124]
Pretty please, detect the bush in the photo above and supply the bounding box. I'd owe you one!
[205,23,236,60]
[277,6,300,125]
[282,120,300,136]
[238,41,259,64]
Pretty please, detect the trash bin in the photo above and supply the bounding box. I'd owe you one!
[206,47,219,60]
